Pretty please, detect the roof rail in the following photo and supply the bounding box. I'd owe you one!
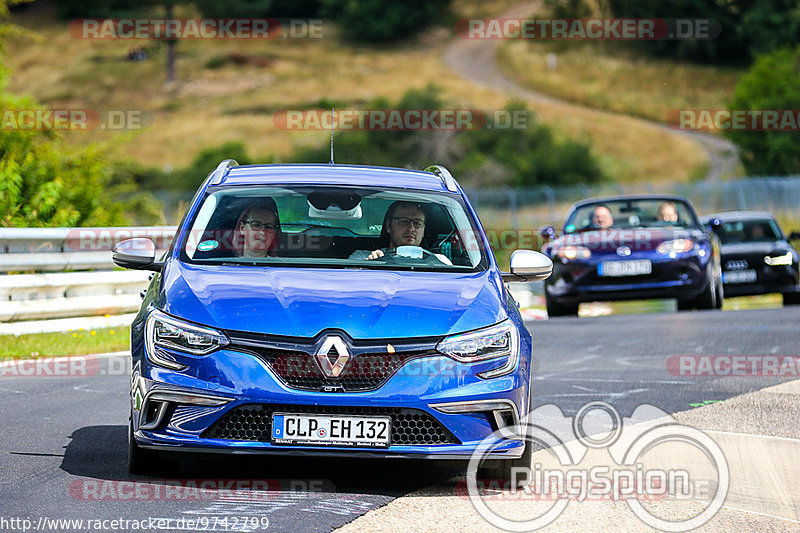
[424,165,459,192]
[209,159,239,185]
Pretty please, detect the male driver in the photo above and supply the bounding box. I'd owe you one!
[351,201,451,264]
[590,205,614,229]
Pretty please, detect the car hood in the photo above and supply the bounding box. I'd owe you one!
[546,227,707,254]
[720,241,792,256]
[159,262,507,339]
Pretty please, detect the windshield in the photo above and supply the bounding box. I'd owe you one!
[713,219,782,244]
[564,198,700,233]
[180,185,488,271]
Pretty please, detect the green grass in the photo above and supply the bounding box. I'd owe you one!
[3,2,709,186]
[497,38,743,126]
[0,326,129,359]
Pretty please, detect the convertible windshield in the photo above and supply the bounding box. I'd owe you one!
[713,219,782,244]
[564,198,700,233]
[180,185,488,271]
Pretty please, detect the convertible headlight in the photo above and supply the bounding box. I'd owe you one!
[145,311,229,369]
[436,320,519,378]
[557,246,591,260]
[657,239,694,254]
[764,251,793,266]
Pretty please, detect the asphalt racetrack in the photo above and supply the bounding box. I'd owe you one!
[1,305,798,532]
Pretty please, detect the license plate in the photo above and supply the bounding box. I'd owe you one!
[271,413,391,448]
[598,260,652,277]
[722,269,757,284]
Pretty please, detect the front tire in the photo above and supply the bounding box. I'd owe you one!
[783,291,800,306]
[128,417,178,476]
[678,267,717,311]
[545,290,579,317]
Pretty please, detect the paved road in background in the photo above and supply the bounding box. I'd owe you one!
[1,306,797,532]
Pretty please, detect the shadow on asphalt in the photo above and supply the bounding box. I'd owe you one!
[60,425,464,496]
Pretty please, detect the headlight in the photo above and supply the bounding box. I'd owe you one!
[436,320,519,379]
[557,246,591,260]
[657,239,694,254]
[764,251,793,266]
[145,310,229,369]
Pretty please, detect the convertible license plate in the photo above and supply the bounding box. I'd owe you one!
[271,413,391,448]
[598,260,652,277]
[723,269,757,284]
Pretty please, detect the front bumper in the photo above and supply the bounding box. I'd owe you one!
[721,262,799,298]
[130,345,530,460]
[546,253,710,305]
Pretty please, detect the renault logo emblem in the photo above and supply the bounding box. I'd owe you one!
[314,336,351,378]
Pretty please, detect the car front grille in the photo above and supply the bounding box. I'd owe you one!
[202,404,460,446]
[248,348,429,392]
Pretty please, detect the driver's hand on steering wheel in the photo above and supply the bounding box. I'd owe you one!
[366,249,384,260]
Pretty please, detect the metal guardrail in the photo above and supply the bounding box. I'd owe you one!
[0,226,175,272]
[0,271,151,321]
[0,226,174,325]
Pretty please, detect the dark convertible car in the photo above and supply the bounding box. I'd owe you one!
[541,195,723,316]
[702,211,800,306]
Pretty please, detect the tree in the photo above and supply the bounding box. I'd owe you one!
[725,46,800,175]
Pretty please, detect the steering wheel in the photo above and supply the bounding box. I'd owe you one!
[381,246,448,265]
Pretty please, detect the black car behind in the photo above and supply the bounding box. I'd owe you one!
[702,211,800,306]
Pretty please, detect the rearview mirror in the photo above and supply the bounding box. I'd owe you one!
[502,250,553,283]
[112,238,163,271]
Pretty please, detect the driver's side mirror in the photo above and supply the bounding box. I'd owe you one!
[789,230,800,241]
[539,226,556,245]
[706,218,722,233]
[112,238,163,271]
[502,250,553,283]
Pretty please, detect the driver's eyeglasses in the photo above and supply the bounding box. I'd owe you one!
[243,220,277,231]
[392,217,425,229]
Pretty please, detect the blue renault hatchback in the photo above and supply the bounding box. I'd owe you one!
[113,161,552,477]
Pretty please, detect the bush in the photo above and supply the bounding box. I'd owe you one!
[287,86,605,187]
[170,140,257,190]
[606,0,800,64]
[725,46,800,175]
[195,0,322,18]
[322,0,450,43]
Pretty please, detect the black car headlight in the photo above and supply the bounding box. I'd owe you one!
[145,310,229,369]
[764,251,793,266]
[436,320,519,378]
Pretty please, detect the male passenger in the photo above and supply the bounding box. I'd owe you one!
[657,201,679,223]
